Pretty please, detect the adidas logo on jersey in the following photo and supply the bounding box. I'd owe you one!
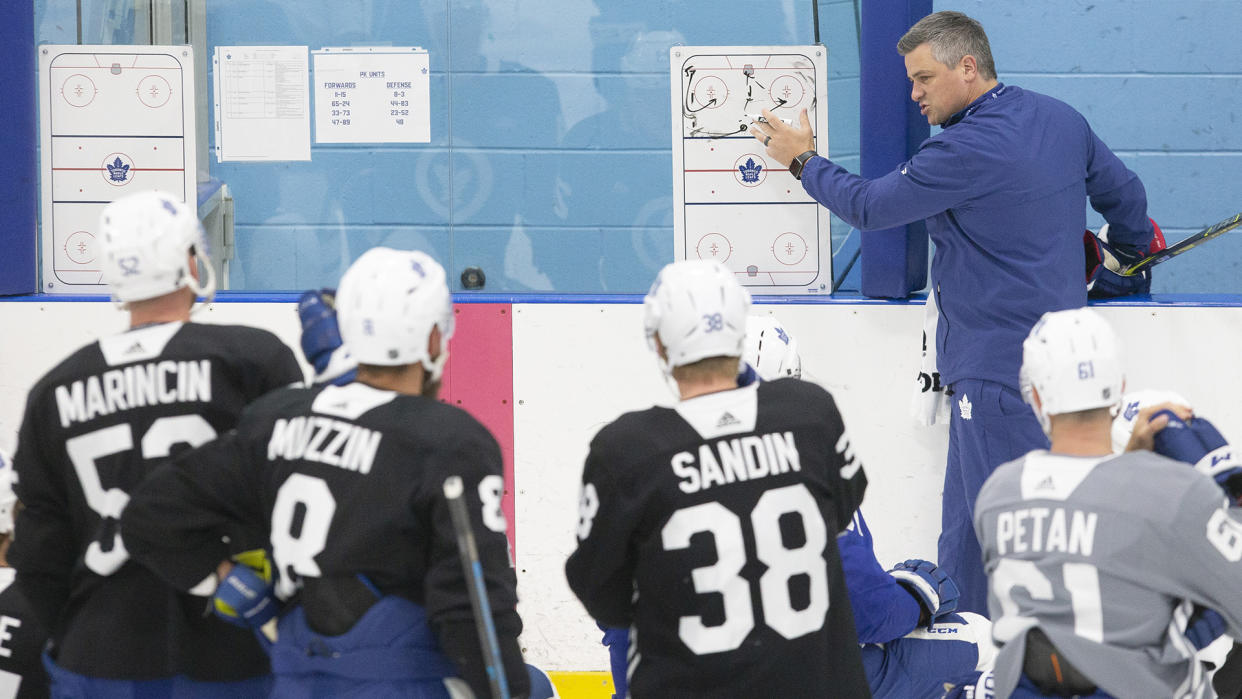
[124,341,145,355]
[1036,475,1055,490]
[958,394,972,420]
[716,411,740,428]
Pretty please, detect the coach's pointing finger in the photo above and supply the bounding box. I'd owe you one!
[758,108,814,167]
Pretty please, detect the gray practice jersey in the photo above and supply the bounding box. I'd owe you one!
[975,449,1242,699]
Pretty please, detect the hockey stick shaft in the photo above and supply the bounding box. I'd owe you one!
[443,476,510,699]
[1121,212,1242,276]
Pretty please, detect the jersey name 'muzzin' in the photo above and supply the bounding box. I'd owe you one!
[54,360,212,428]
[671,431,801,494]
[995,507,1098,556]
[267,416,382,475]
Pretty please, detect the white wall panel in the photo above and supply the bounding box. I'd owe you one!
[3,298,1240,672]
[0,301,307,453]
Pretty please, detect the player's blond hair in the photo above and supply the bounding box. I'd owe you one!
[671,356,740,384]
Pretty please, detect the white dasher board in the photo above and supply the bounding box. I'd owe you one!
[39,45,196,293]
[670,46,829,294]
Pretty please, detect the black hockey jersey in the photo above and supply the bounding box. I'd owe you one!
[566,379,871,698]
[9,321,302,679]
[0,568,49,698]
[119,381,526,695]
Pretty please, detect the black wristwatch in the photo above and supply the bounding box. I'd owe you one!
[789,150,817,180]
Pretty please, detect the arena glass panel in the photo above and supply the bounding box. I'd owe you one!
[31,0,862,295]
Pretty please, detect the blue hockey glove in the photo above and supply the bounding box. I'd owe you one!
[888,558,959,627]
[1186,605,1227,650]
[1152,411,1242,502]
[213,550,279,629]
[297,288,357,385]
[1085,228,1150,298]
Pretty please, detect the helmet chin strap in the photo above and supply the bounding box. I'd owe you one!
[1020,378,1053,436]
[1035,408,1052,437]
[650,349,682,401]
[185,250,218,317]
[659,369,681,402]
[424,331,451,383]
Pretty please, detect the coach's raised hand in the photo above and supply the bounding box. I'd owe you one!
[751,108,814,168]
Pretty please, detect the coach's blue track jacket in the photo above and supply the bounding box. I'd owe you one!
[802,84,1153,389]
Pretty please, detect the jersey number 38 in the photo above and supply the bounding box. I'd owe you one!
[662,483,830,655]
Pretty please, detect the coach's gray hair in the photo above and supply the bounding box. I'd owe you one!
[897,11,997,80]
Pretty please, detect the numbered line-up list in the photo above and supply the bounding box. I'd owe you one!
[312,48,430,144]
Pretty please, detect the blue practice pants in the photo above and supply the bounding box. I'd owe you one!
[44,655,271,699]
[946,671,1114,699]
[939,379,1048,615]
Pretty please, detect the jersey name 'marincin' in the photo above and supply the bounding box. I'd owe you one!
[670,431,801,494]
[267,416,382,475]
[54,360,212,428]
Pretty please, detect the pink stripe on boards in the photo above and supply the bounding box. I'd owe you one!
[439,303,517,555]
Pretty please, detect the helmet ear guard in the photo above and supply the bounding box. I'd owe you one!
[335,247,454,382]
[642,260,751,378]
[1020,308,1124,435]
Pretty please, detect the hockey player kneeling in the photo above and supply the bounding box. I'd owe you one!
[566,261,871,698]
[122,248,536,698]
[971,308,1242,698]
[746,315,995,699]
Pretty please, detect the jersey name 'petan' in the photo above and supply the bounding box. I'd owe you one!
[670,430,801,494]
[995,506,1098,556]
[54,360,211,428]
[267,415,382,475]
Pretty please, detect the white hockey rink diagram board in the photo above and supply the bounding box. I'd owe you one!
[670,46,829,294]
[39,45,196,293]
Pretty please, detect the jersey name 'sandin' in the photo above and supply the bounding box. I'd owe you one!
[267,415,383,475]
[54,360,211,427]
[670,431,800,494]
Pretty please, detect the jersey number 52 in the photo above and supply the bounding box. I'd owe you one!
[68,416,217,576]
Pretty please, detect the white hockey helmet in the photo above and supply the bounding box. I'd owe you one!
[335,247,455,382]
[743,315,802,380]
[1019,308,1124,433]
[0,449,15,536]
[643,260,750,375]
[98,191,215,305]
[1110,389,1192,454]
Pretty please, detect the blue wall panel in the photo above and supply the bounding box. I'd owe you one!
[1014,76,1242,152]
[950,1,1242,74]
[231,223,452,290]
[0,0,36,294]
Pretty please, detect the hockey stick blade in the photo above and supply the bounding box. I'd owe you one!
[1121,212,1242,276]
[443,475,511,699]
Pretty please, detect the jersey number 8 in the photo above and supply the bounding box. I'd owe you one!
[661,483,830,655]
[270,473,507,600]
